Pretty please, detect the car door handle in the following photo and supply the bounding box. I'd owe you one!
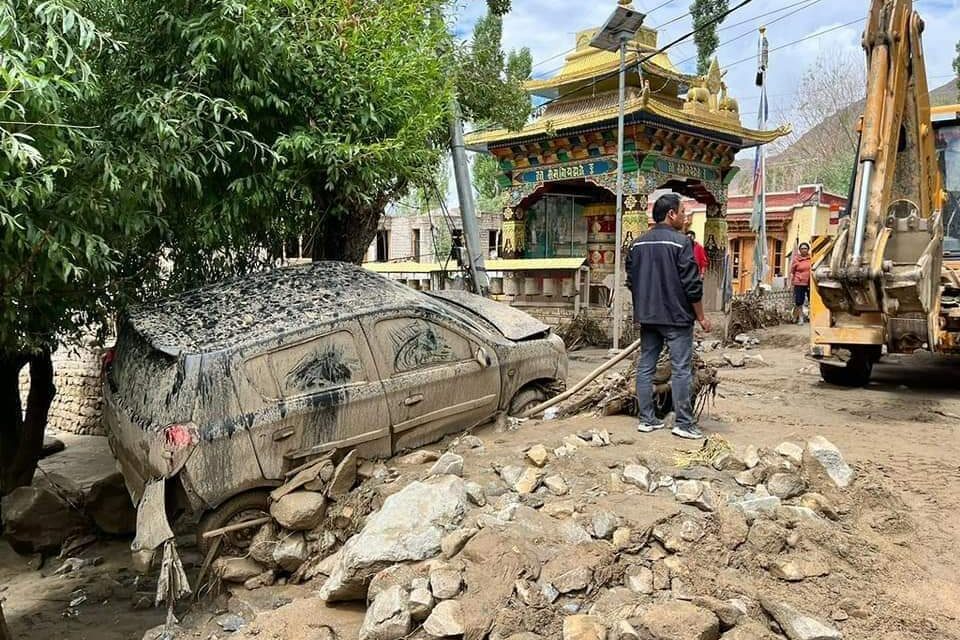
[404,394,424,406]
[272,427,296,442]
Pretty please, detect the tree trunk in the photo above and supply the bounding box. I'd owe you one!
[0,350,55,498]
[309,204,385,264]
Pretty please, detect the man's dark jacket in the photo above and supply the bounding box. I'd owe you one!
[625,223,703,327]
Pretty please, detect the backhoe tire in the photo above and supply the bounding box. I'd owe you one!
[197,489,271,558]
[820,354,873,387]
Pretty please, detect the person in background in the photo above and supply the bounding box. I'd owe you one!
[626,193,712,440]
[686,230,708,278]
[790,242,812,324]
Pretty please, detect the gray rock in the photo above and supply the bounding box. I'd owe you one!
[514,579,542,607]
[720,622,780,639]
[85,472,136,535]
[776,506,829,526]
[250,522,280,567]
[711,451,747,473]
[498,465,525,488]
[368,564,424,602]
[723,353,746,368]
[409,587,435,621]
[359,585,411,640]
[734,468,763,487]
[1,486,88,554]
[270,491,327,530]
[562,603,582,614]
[459,435,484,449]
[541,581,560,603]
[273,532,308,572]
[552,566,593,593]
[626,565,654,595]
[767,473,807,500]
[506,634,544,640]
[680,519,705,542]
[623,464,655,491]
[732,492,781,521]
[805,436,854,488]
[423,599,464,637]
[742,445,760,469]
[612,621,641,640]
[429,453,464,478]
[441,528,478,559]
[769,556,831,582]
[319,476,468,601]
[216,613,246,632]
[545,475,570,496]
[329,450,358,497]
[761,599,843,640]
[591,510,619,539]
[429,565,462,600]
[675,480,715,512]
[464,481,486,506]
[798,493,840,520]
[691,596,746,630]
[775,442,805,466]
[514,468,544,494]
[214,557,264,583]
[639,601,720,640]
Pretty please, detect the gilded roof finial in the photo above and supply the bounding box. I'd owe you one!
[618,0,632,5]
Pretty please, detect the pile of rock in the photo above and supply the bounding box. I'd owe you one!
[211,450,388,590]
[297,432,858,640]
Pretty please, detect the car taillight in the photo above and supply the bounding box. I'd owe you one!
[101,347,115,378]
[163,423,198,451]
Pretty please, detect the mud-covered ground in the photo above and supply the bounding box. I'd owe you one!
[1,323,958,639]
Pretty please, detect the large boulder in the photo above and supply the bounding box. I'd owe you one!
[1,486,88,554]
[270,491,327,530]
[805,436,854,489]
[319,476,468,601]
[85,472,136,535]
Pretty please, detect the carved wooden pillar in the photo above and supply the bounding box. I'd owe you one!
[702,202,729,313]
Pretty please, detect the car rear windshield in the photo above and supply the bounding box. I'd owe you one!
[110,322,196,428]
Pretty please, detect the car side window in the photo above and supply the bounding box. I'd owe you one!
[269,331,366,398]
[374,318,472,374]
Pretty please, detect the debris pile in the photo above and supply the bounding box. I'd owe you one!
[233,432,882,640]
[726,290,788,340]
[548,349,720,420]
[555,315,609,350]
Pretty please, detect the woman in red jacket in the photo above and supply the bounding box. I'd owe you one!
[790,242,812,324]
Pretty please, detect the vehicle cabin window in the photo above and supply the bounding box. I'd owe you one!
[375,318,473,374]
[243,353,279,399]
[267,331,366,399]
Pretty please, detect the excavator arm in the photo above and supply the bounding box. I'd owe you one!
[811,0,945,381]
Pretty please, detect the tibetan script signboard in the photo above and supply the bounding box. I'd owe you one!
[641,154,721,183]
[515,159,617,185]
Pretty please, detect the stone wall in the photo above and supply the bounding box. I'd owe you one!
[19,340,107,436]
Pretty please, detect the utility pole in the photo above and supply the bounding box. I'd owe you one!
[450,98,489,296]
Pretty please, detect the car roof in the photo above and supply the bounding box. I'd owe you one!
[126,261,427,355]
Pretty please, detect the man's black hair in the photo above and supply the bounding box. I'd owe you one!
[686,230,696,239]
[652,193,681,223]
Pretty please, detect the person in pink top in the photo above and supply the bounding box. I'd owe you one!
[790,242,812,324]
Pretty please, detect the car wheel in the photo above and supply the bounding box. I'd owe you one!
[197,490,271,558]
[508,386,549,417]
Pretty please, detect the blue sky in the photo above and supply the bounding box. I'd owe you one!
[453,0,960,130]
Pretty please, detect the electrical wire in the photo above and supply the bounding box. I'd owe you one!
[721,17,864,71]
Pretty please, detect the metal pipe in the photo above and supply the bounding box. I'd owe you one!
[612,35,628,351]
[852,160,874,263]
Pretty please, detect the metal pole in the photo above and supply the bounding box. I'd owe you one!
[612,35,628,351]
[449,98,489,295]
[851,160,873,264]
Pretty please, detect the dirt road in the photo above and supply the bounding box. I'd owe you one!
[1,323,957,639]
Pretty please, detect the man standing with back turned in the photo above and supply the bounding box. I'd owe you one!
[625,193,712,440]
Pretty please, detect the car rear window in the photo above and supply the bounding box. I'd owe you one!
[110,322,196,427]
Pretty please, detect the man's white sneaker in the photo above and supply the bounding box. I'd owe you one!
[637,421,666,433]
[671,425,704,440]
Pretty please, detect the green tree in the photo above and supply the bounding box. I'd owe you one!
[690,0,729,75]
[955,40,960,99]
[473,153,504,213]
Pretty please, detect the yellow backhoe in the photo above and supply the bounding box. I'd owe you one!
[809,0,960,386]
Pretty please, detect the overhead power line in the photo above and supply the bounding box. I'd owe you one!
[722,17,865,71]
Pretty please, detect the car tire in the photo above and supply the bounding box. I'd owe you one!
[197,490,271,558]
[508,386,549,417]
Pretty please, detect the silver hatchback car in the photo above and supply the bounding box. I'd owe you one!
[104,262,566,561]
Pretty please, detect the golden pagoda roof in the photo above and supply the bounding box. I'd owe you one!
[466,90,790,148]
[525,27,694,99]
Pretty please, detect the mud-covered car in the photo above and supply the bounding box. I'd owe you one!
[103,261,566,564]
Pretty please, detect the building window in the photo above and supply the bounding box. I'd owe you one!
[731,238,741,278]
[376,230,390,263]
[525,194,588,258]
[488,230,499,258]
[772,239,784,277]
[412,229,421,262]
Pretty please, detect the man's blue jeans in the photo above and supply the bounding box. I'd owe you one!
[636,324,695,429]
